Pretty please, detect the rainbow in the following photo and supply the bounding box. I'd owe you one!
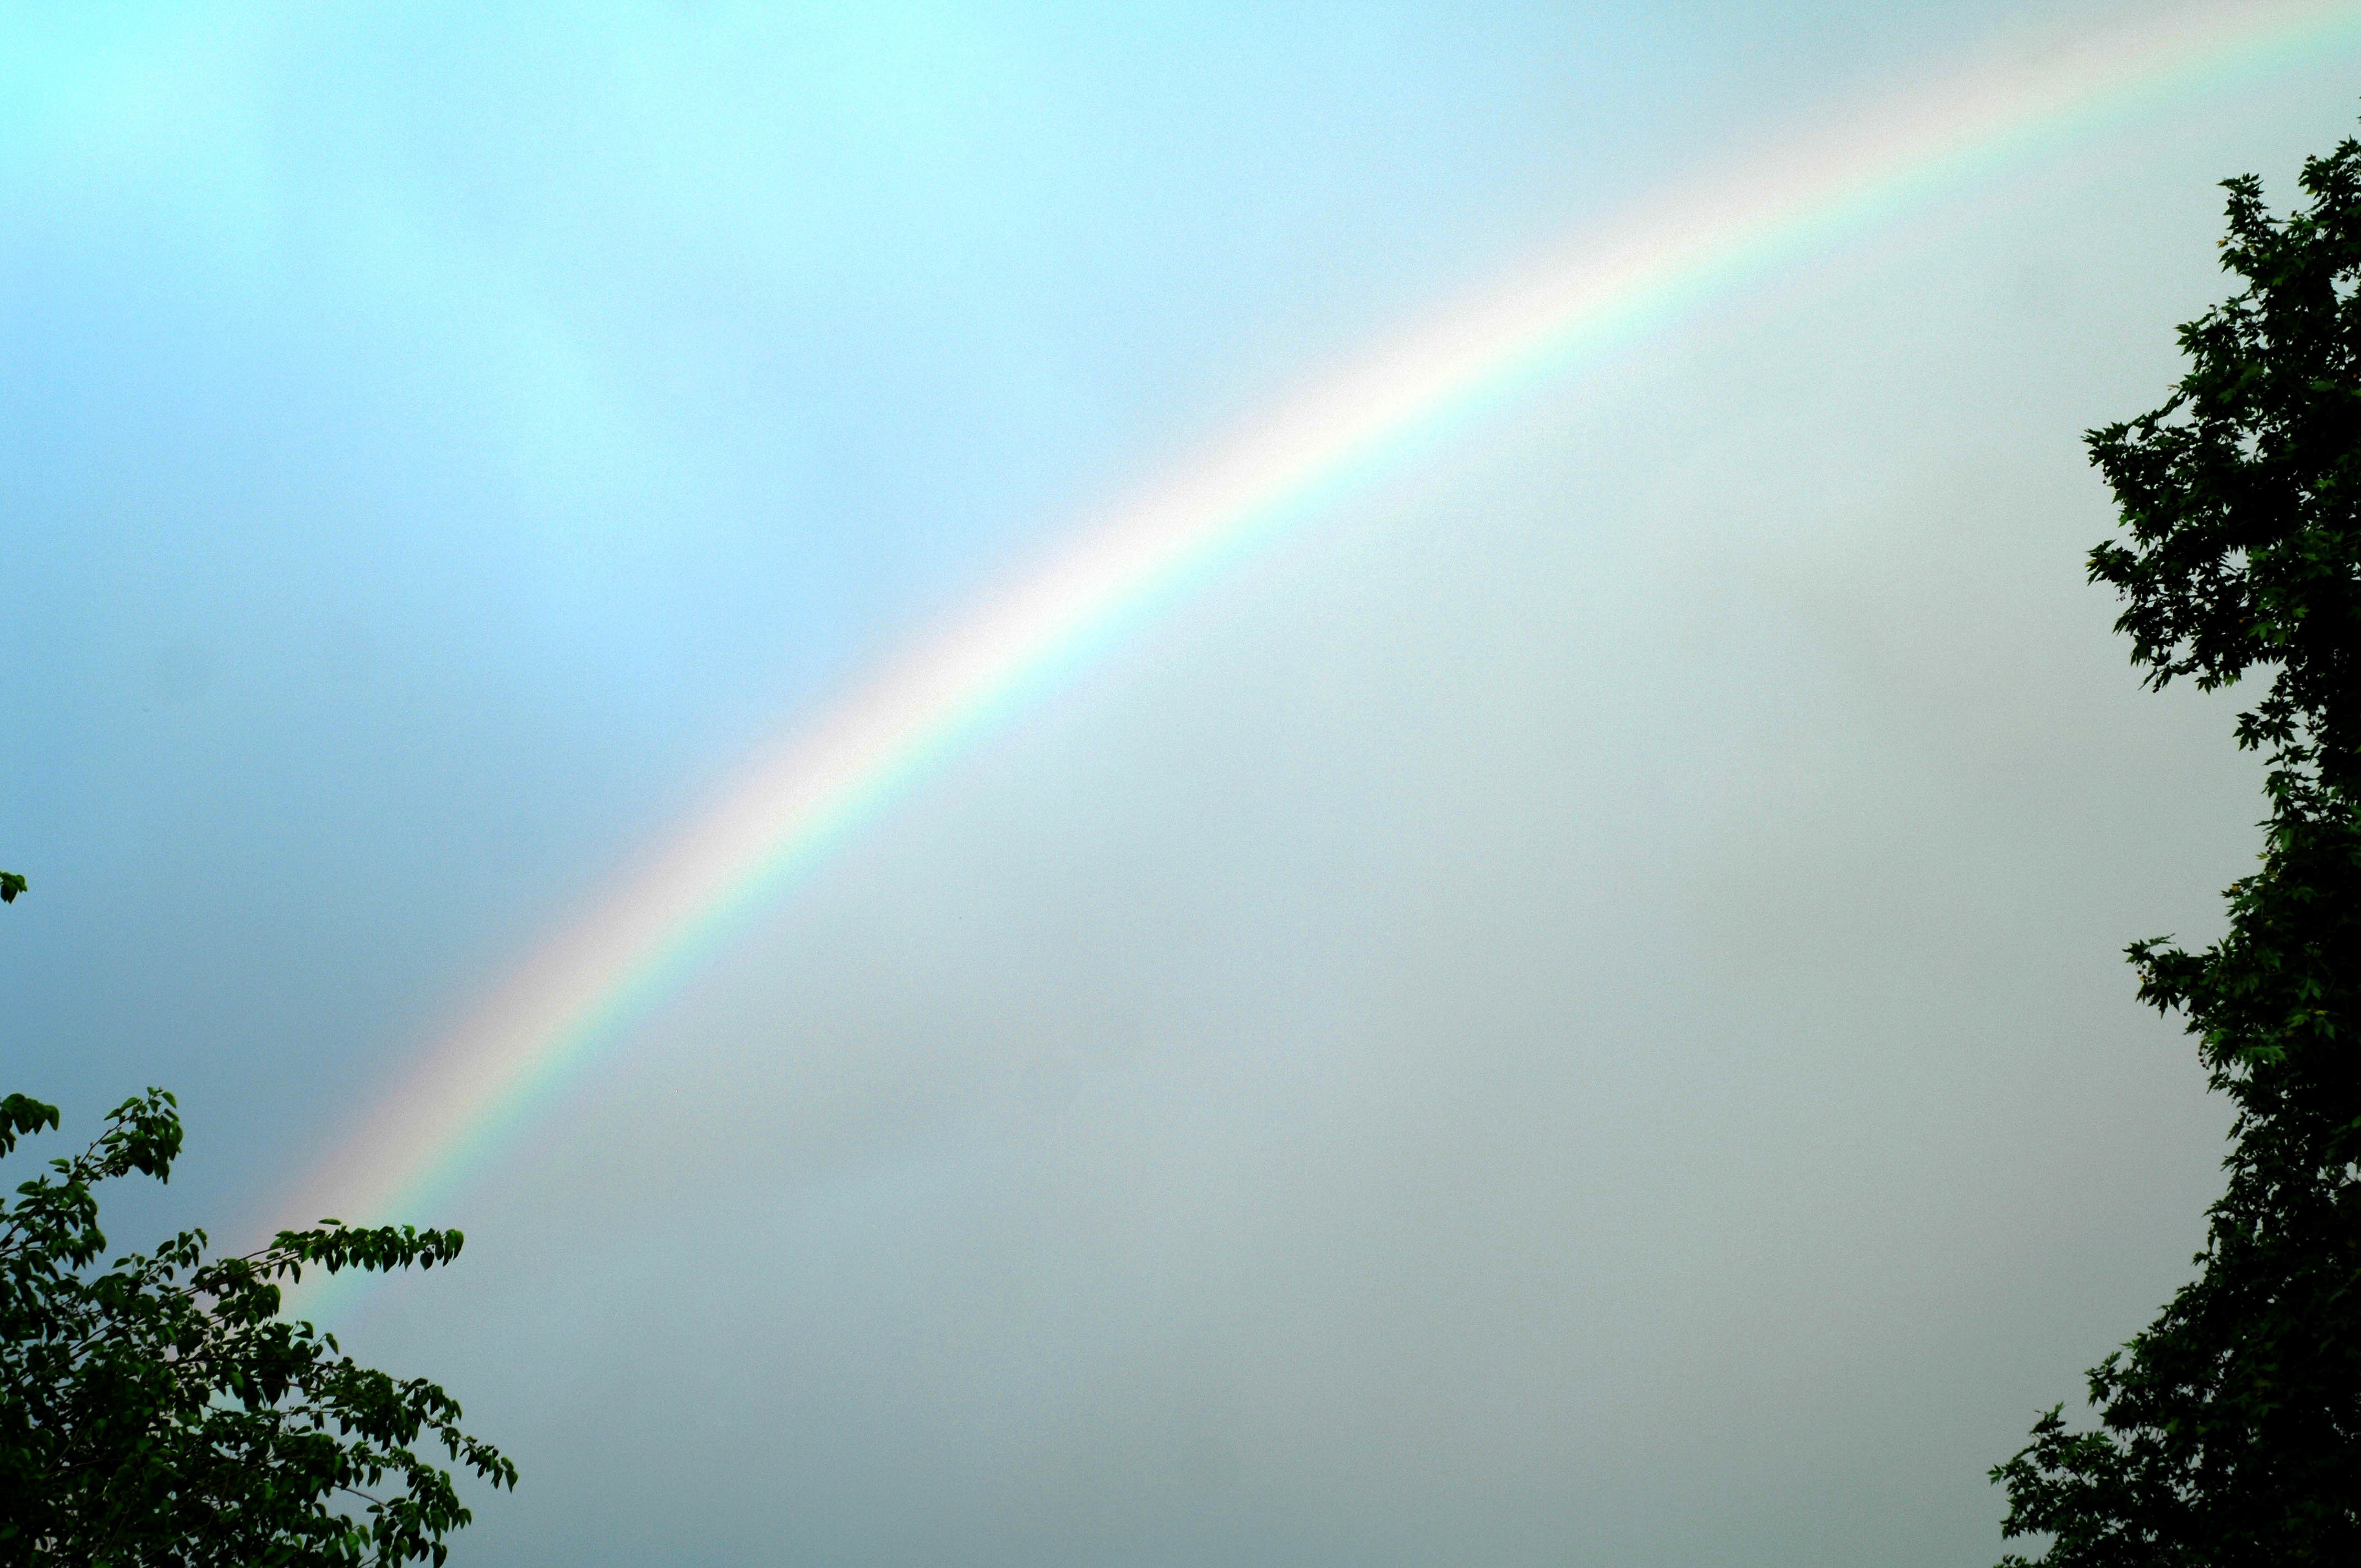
[281,0,2360,1311]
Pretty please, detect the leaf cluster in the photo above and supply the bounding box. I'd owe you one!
[0,1091,516,1566]
[1992,134,2361,1565]
[2085,139,2361,789]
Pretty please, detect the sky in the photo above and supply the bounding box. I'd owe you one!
[2,3,2356,1564]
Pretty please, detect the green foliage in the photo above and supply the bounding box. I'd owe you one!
[0,1090,516,1566]
[0,876,24,906]
[1990,133,2361,1565]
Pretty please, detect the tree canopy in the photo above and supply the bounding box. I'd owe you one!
[1991,130,2361,1564]
[0,1088,515,1566]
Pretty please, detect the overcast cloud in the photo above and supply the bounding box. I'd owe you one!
[4,4,2356,1565]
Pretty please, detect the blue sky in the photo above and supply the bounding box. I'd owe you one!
[5,4,2358,1564]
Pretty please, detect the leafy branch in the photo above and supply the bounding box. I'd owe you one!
[1,1091,516,1566]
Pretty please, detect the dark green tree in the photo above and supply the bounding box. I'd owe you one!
[1991,132,2361,1564]
[0,1089,516,1565]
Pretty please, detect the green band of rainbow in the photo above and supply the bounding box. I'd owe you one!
[281,0,2360,1318]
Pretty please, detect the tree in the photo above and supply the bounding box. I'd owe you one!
[1990,131,2361,1564]
[0,1088,516,1565]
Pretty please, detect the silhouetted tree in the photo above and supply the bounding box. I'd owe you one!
[1992,129,2361,1565]
[0,1086,516,1564]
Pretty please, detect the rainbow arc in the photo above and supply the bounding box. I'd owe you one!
[280,0,2361,1317]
